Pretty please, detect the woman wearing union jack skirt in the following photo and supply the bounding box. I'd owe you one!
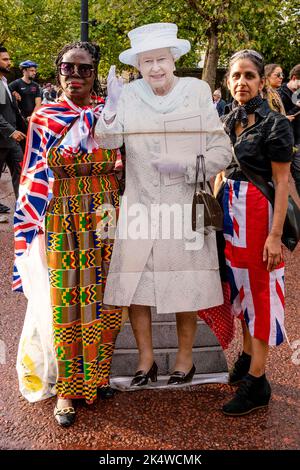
[13,42,123,427]
[216,49,294,416]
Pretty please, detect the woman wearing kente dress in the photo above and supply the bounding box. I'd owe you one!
[13,42,122,427]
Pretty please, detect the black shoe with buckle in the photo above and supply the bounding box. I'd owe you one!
[229,351,251,385]
[99,386,115,399]
[222,373,271,416]
[130,362,158,387]
[54,405,76,427]
[167,364,196,385]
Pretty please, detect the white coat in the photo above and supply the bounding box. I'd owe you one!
[95,77,232,313]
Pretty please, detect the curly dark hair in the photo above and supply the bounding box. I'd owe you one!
[55,41,101,95]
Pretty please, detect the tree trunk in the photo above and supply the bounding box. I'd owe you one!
[202,25,219,92]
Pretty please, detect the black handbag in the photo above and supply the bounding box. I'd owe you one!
[192,154,223,234]
[232,150,300,252]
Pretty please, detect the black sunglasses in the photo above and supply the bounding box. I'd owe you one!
[59,62,94,78]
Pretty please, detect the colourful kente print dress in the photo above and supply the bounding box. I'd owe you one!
[45,145,122,403]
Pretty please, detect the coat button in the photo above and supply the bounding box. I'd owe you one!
[153,180,159,186]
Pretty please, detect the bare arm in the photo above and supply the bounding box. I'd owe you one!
[214,171,225,196]
[263,161,291,271]
[33,96,42,112]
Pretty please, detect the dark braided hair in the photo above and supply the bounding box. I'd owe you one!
[55,41,101,95]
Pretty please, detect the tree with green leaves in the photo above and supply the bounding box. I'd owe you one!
[90,0,299,90]
[0,0,80,78]
[0,0,298,87]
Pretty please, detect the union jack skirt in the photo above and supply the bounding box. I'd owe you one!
[223,179,285,346]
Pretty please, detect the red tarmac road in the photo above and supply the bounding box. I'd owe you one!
[0,171,299,450]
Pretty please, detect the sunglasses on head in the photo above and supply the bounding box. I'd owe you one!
[59,62,94,78]
[231,49,263,62]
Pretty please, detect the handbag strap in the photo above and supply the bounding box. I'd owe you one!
[232,149,275,207]
[194,154,206,193]
[194,154,201,194]
[194,154,214,196]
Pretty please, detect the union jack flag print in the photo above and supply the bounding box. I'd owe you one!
[13,98,108,292]
[223,178,286,346]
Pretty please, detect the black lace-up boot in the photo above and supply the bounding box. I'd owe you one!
[222,373,271,416]
[229,351,251,384]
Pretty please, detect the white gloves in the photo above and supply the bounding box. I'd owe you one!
[151,152,186,175]
[104,65,124,115]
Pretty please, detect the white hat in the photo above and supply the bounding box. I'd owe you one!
[119,23,191,67]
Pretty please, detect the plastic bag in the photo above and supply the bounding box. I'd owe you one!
[16,234,57,402]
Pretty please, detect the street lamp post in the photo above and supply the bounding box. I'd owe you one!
[81,0,89,41]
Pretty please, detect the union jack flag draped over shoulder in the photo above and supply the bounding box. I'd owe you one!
[13,97,111,292]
